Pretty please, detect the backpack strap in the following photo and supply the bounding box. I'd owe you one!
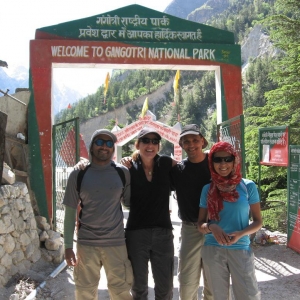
[75,164,91,234]
[111,162,126,209]
[111,161,126,187]
[76,164,91,200]
[240,179,249,199]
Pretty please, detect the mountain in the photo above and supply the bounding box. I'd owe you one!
[0,66,28,94]
[187,0,230,23]
[165,0,208,19]
[52,81,84,114]
[0,66,83,115]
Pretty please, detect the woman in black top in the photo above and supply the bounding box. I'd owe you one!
[123,126,176,300]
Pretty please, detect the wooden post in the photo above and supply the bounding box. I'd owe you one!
[0,111,8,183]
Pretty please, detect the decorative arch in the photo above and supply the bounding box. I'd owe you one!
[29,4,242,220]
[112,115,182,163]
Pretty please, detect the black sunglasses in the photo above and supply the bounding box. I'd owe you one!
[212,156,235,163]
[140,138,160,145]
[94,139,114,148]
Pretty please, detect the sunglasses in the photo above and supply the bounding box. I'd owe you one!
[140,138,160,145]
[94,139,114,148]
[212,156,235,163]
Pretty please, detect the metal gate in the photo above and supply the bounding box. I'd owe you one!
[217,115,245,177]
[52,118,80,233]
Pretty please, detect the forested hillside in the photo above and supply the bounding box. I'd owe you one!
[55,0,300,229]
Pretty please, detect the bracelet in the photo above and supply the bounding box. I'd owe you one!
[207,222,212,232]
[203,224,209,234]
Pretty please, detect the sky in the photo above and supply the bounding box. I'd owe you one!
[1,0,172,97]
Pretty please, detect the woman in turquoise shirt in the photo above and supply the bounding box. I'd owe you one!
[197,141,262,300]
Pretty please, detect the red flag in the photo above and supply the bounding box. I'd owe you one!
[67,103,71,109]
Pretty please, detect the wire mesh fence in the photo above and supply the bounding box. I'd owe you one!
[53,118,80,234]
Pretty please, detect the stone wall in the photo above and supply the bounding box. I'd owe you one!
[0,182,64,287]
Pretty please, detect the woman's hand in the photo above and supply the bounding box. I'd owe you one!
[120,157,133,168]
[226,231,242,245]
[74,157,89,170]
[209,224,232,246]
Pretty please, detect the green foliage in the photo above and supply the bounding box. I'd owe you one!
[260,0,300,129]
[242,57,278,109]
[208,0,276,44]
[242,0,300,232]
[55,69,173,124]
[168,71,216,131]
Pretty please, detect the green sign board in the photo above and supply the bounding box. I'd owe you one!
[36,4,234,45]
[287,145,300,253]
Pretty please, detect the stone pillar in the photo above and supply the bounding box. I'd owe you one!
[0,111,7,183]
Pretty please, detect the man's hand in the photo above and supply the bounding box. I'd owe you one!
[65,248,78,266]
[120,157,133,168]
[74,157,89,170]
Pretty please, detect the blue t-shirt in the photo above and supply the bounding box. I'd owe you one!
[199,179,260,250]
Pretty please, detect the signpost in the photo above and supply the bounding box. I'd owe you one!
[258,126,300,253]
[287,146,300,253]
[259,126,289,167]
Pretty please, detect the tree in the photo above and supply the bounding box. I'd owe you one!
[261,0,300,128]
[244,0,300,208]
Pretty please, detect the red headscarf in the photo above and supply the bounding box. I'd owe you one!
[207,142,242,220]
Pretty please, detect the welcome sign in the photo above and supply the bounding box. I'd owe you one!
[29,4,243,220]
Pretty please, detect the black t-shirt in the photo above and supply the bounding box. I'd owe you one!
[171,155,211,222]
[126,155,173,230]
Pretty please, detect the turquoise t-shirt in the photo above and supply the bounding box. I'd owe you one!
[199,179,260,250]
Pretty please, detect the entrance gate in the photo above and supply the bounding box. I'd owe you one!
[52,118,80,233]
[29,4,243,221]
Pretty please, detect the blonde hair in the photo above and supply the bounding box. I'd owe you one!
[131,149,140,161]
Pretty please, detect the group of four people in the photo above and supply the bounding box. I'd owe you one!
[63,124,262,300]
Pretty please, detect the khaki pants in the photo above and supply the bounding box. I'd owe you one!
[202,246,261,300]
[74,243,133,300]
[178,223,213,300]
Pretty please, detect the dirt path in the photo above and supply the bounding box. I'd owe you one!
[2,200,300,299]
[253,243,300,300]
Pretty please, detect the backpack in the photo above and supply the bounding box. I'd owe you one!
[75,162,126,233]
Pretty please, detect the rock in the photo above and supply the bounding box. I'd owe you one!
[2,163,15,185]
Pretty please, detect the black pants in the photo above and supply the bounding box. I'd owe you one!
[126,228,174,300]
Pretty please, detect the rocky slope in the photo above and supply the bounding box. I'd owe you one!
[187,0,230,23]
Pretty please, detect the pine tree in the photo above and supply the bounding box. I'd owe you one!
[261,0,300,129]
